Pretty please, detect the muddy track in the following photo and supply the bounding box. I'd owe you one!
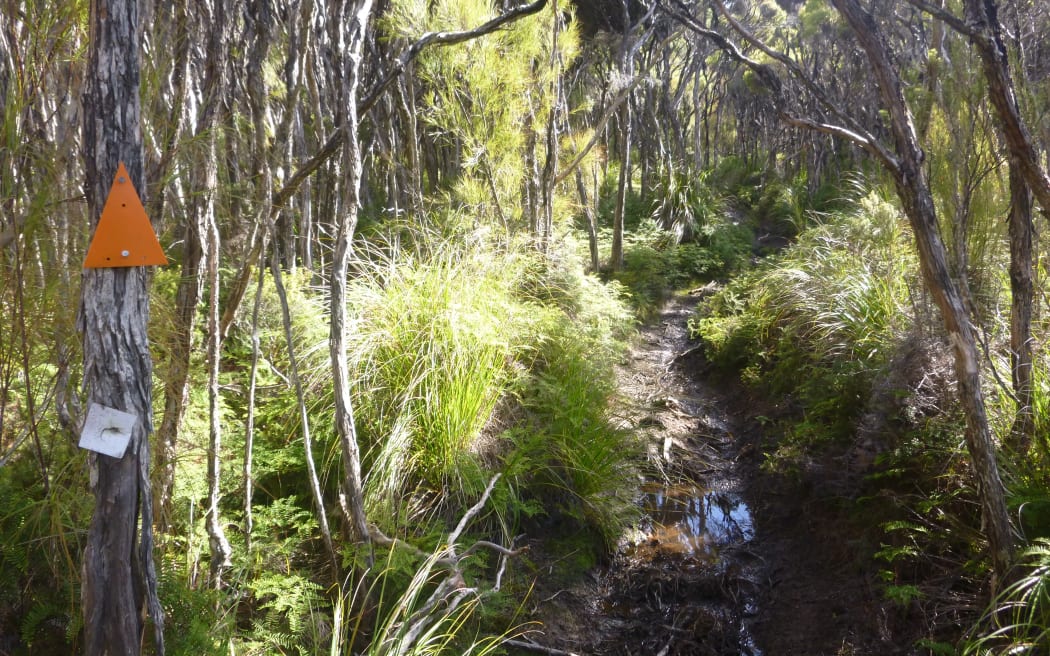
[516,294,903,656]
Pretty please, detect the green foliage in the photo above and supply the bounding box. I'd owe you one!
[596,163,650,232]
[961,539,1050,654]
[383,0,576,230]
[207,222,636,651]
[0,449,90,653]
[504,314,639,548]
[158,563,226,656]
[691,191,917,451]
[708,156,764,208]
[344,549,521,656]
[649,170,725,245]
[347,234,513,522]
[604,216,751,319]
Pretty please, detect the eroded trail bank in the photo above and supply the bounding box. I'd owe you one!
[517,294,902,656]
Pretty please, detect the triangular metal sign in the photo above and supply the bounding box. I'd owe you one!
[83,162,168,268]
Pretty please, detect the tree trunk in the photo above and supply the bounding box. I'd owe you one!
[243,263,265,546]
[962,0,1050,216]
[154,218,202,533]
[610,97,630,271]
[957,0,1041,452]
[271,249,342,576]
[330,0,375,548]
[150,0,191,533]
[204,130,232,585]
[80,0,164,651]
[539,8,562,252]
[831,0,1015,577]
[575,167,600,273]
[1007,159,1034,451]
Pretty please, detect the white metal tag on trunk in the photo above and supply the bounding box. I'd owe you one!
[79,403,136,458]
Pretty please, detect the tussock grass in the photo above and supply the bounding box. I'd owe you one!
[234,221,638,544]
[205,225,638,652]
[961,539,1050,655]
[692,192,917,435]
[345,229,637,540]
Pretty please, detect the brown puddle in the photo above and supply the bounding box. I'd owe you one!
[630,484,754,560]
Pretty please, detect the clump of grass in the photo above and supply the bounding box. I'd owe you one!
[961,539,1050,654]
[337,226,638,549]
[649,170,726,245]
[347,234,515,526]
[603,217,751,319]
[690,192,917,450]
[210,223,638,652]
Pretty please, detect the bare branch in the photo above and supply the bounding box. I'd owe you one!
[448,473,501,548]
[780,115,890,157]
[709,0,880,146]
[554,78,642,185]
[907,0,1050,217]
[457,539,527,560]
[360,0,549,115]
[661,0,898,170]
[901,0,975,36]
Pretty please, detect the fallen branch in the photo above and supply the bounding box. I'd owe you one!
[374,474,526,656]
[502,638,582,656]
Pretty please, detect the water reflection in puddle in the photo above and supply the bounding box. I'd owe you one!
[635,484,754,559]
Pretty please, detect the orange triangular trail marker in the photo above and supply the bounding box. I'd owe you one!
[83,162,168,268]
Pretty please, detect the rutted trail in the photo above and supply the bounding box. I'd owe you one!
[518,293,900,656]
[518,294,764,656]
[597,294,763,656]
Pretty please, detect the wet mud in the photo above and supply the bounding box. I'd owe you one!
[515,294,903,656]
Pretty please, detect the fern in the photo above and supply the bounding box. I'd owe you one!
[20,599,67,647]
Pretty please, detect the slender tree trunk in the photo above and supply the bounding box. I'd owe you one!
[155,222,202,533]
[1007,160,1034,451]
[523,105,540,237]
[610,97,630,270]
[538,3,562,252]
[575,167,600,273]
[832,0,1015,577]
[243,262,265,546]
[149,0,193,527]
[204,131,232,585]
[962,0,1050,215]
[242,0,275,548]
[957,0,1041,452]
[330,0,375,547]
[271,249,342,575]
[80,0,164,651]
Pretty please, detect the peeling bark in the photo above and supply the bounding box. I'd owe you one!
[330,0,375,548]
[1007,160,1034,451]
[830,0,1015,577]
[80,0,164,652]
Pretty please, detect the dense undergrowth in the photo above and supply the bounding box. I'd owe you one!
[170,227,643,654]
[0,221,648,654]
[690,181,1050,653]
[5,139,1048,652]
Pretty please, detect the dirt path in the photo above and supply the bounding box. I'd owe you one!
[515,294,902,656]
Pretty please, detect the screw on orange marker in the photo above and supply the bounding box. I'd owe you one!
[83,162,168,268]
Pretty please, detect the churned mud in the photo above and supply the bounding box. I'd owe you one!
[513,294,909,656]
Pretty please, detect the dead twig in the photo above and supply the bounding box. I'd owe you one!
[502,638,582,656]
